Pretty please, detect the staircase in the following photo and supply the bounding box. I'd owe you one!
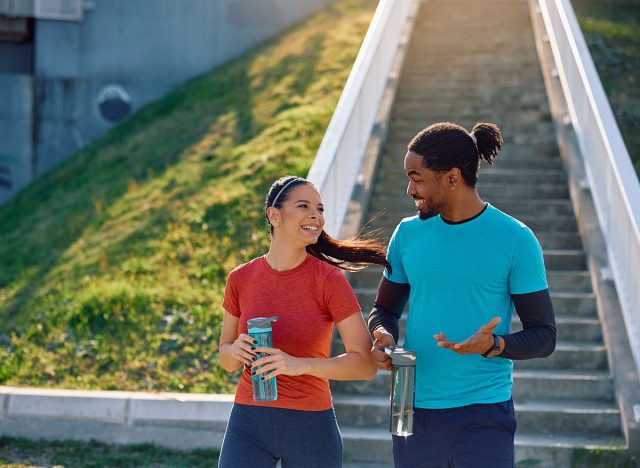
[330,0,625,466]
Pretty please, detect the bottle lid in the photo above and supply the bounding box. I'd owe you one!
[385,347,416,366]
[247,316,279,330]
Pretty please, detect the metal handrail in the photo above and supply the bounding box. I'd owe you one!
[539,0,640,377]
[307,0,416,236]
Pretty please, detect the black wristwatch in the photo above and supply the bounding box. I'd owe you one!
[482,334,501,358]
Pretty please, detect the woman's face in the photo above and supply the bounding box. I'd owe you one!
[272,183,324,246]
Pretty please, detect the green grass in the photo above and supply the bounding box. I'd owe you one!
[0,0,377,392]
[0,436,218,468]
[572,447,637,468]
[573,0,640,176]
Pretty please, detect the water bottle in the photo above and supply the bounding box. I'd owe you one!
[247,316,279,402]
[387,348,416,436]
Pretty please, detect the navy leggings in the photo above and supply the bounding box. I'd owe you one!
[393,399,516,468]
[218,403,343,468]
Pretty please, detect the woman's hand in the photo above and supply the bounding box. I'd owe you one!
[251,347,310,380]
[229,333,257,366]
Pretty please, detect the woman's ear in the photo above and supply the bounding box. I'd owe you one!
[266,206,281,227]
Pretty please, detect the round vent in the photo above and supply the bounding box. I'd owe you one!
[96,84,132,123]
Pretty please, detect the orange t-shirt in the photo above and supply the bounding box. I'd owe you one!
[222,254,361,411]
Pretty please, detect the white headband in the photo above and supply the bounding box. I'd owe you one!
[270,178,300,207]
[469,132,477,145]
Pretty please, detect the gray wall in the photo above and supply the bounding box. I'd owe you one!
[0,74,32,202]
[0,0,333,204]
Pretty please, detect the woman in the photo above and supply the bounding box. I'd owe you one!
[218,175,390,468]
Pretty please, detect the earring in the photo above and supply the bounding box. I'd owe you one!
[450,185,456,191]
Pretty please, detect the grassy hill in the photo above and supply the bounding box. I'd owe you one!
[573,0,640,175]
[0,0,376,393]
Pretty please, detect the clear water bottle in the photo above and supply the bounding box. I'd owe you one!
[247,316,279,402]
[387,348,416,436]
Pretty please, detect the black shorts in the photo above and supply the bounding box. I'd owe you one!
[218,403,343,468]
[392,399,516,468]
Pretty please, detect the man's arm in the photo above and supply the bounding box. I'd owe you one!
[498,289,556,359]
[367,277,410,343]
[434,289,556,359]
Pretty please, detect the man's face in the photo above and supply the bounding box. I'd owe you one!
[404,151,448,220]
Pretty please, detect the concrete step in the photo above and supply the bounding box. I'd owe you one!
[349,268,592,293]
[544,250,587,270]
[490,157,564,170]
[515,342,607,371]
[356,223,582,251]
[353,289,596,318]
[376,167,568,186]
[335,315,601,356]
[334,396,620,438]
[389,108,551,124]
[345,341,605,371]
[512,370,613,402]
[368,198,575,219]
[477,169,568,185]
[394,94,548,110]
[367,210,579,233]
[394,80,546,96]
[522,316,603,342]
[332,369,613,403]
[341,427,625,466]
[370,182,570,203]
[385,135,559,153]
[488,199,575,217]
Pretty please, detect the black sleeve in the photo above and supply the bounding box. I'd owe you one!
[367,277,410,343]
[499,289,557,360]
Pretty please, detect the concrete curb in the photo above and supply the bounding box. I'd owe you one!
[0,386,233,450]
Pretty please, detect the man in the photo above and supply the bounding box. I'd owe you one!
[368,121,556,467]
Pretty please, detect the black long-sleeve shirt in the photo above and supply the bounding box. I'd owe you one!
[367,277,556,359]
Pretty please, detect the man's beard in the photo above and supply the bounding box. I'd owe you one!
[416,198,442,220]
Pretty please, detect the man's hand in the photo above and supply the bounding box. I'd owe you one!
[372,327,396,371]
[434,317,501,355]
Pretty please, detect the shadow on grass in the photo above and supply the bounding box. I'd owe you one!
[0,436,219,468]
[0,27,328,333]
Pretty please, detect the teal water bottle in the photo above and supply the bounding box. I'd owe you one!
[387,348,416,436]
[247,316,279,402]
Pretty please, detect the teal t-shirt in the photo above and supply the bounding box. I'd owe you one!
[384,204,548,409]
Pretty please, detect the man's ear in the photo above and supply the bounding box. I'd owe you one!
[447,168,461,191]
[266,206,281,227]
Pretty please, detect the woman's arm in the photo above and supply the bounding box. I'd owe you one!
[252,312,377,381]
[218,310,256,372]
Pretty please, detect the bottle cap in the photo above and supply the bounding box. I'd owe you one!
[385,347,416,366]
[247,316,279,331]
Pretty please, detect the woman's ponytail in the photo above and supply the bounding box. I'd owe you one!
[306,230,391,273]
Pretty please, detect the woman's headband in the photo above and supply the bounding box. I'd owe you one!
[270,178,301,207]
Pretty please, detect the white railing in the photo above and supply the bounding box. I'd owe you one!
[539,0,640,377]
[307,0,416,236]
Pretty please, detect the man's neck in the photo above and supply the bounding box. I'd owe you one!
[440,190,486,223]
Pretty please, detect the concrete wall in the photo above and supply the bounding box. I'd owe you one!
[0,74,33,204]
[0,386,234,450]
[0,0,333,204]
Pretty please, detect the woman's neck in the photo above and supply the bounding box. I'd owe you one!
[265,241,308,272]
